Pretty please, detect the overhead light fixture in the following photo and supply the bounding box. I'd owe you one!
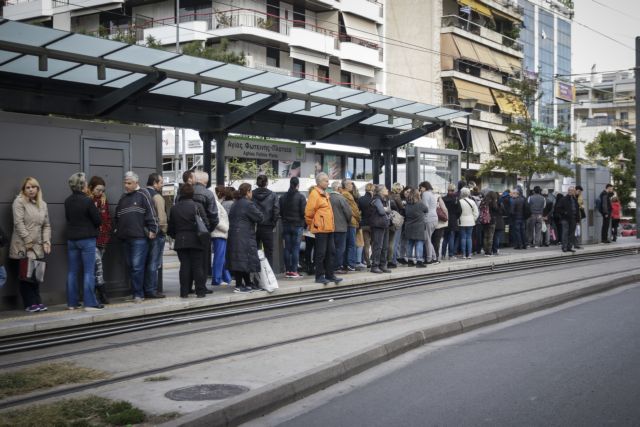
[38,54,48,72]
[194,80,202,95]
[97,63,106,80]
[235,87,242,101]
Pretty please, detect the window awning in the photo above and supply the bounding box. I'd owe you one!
[440,33,458,70]
[341,12,378,41]
[290,47,329,67]
[489,130,509,152]
[470,126,492,154]
[471,42,499,70]
[491,88,526,116]
[458,0,492,17]
[453,78,495,107]
[452,35,479,62]
[340,60,375,78]
[490,8,522,22]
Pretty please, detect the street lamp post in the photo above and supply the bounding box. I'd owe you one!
[459,98,477,182]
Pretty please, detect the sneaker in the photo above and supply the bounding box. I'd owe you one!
[85,304,105,311]
[407,260,415,266]
[66,306,77,311]
[285,272,296,278]
[327,276,343,284]
[145,293,166,299]
[381,268,392,273]
[292,272,304,278]
[233,286,252,293]
[334,269,348,275]
[38,304,48,312]
[370,267,383,274]
[133,297,144,304]
[387,263,397,269]
[397,258,408,265]
[25,305,40,313]
[315,277,330,285]
[346,266,356,272]
[431,260,441,265]
[416,261,426,268]
[252,286,266,292]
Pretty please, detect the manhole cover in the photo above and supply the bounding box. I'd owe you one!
[165,384,250,401]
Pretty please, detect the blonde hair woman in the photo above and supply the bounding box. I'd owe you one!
[9,177,51,312]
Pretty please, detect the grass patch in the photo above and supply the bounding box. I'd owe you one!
[0,396,147,426]
[143,376,170,382]
[0,362,108,399]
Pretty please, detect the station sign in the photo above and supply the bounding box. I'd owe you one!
[225,137,305,161]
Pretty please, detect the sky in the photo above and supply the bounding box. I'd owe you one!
[572,0,639,77]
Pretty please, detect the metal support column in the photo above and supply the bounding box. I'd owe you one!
[199,131,214,188]
[383,150,392,189]
[213,131,227,186]
[392,149,398,184]
[372,150,380,185]
[635,37,640,239]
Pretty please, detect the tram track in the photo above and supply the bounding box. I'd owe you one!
[0,253,638,411]
[0,250,637,411]
[0,248,637,358]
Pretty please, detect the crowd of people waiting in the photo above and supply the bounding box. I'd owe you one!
[0,170,622,313]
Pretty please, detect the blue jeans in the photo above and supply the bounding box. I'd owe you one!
[333,231,347,270]
[406,239,424,262]
[442,228,456,258]
[356,245,364,265]
[460,226,473,257]
[123,238,149,298]
[0,266,6,288]
[282,224,303,273]
[392,227,402,264]
[512,219,525,248]
[492,229,504,254]
[211,237,232,285]
[345,227,357,268]
[144,234,165,296]
[67,238,99,308]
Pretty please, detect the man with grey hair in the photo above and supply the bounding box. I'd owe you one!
[305,173,341,284]
[328,180,353,275]
[115,171,158,303]
[555,186,580,253]
[192,170,218,293]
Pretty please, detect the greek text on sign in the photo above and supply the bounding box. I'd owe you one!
[225,137,305,161]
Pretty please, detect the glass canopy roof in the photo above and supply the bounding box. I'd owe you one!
[0,19,467,133]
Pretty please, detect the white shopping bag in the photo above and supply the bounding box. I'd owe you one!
[575,224,581,237]
[257,250,278,293]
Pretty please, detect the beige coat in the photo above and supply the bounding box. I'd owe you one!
[9,195,51,260]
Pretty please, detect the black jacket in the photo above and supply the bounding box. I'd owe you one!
[404,201,427,240]
[279,190,306,227]
[556,194,580,222]
[168,199,209,250]
[358,192,373,227]
[369,196,390,229]
[193,183,219,232]
[64,191,101,241]
[252,187,279,227]
[226,198,264,273]
[442,194,461,231]
[509,196,528,220]
[115,188,158,239]
[599,190,612,216]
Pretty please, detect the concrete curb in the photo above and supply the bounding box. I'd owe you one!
[162,272,640,427]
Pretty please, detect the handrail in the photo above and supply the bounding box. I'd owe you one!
[441,14,523,52]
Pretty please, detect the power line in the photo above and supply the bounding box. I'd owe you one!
[590,0,640,22]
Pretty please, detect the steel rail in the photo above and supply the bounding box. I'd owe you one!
[0,248,636,356]
[0,251,637,411]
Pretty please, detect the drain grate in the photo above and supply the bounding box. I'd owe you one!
[165,384,250,401]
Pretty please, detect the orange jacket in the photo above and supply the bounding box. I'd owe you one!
[305,186,335,233]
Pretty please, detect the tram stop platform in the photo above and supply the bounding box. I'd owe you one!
[1,238,639,338]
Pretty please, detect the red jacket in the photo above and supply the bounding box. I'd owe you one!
[611,201,621,219]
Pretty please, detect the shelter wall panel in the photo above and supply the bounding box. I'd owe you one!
[89,147,126,167]
[0,160,80,204]
[132,134,159,169]
[81,130,131,142]
[89,165,127,203]
[0,122,81,163]
[132,168,158,184]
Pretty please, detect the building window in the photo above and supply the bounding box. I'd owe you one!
[293,5,305,28]
[620,111,629,121]
[340,71,352,87]
[178,0,212,23]
[266,0,280,32]
[317,65,329,83]
[293,59,305,78]
[266,47,280,67]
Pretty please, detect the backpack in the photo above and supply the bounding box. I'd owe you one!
[479,201,491,225]
[389,209,404,229]
[595,196,602,214]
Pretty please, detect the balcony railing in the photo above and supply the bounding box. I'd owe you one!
[582,117,634,129]
[441,15,523,52]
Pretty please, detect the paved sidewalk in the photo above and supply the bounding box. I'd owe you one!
[0,238,638,337]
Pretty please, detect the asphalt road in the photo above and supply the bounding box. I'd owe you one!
[269,284,640,427]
